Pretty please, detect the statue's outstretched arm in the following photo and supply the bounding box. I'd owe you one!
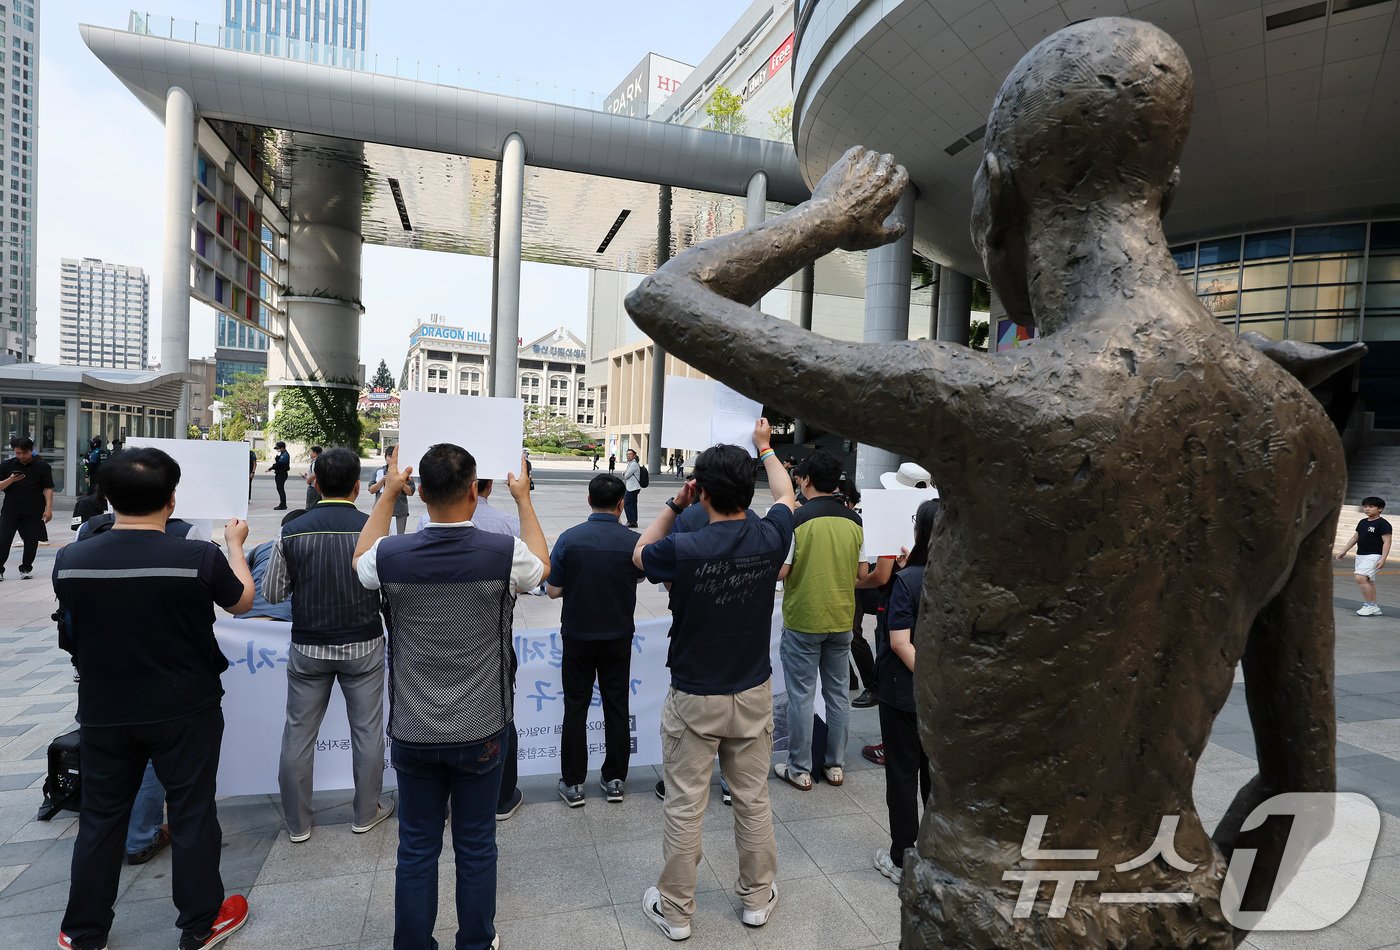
[626,147,1003,459]
[1240,332,1366,389]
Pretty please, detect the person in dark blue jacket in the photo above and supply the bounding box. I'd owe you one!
[873,498,938,886]
[546,473,645,806]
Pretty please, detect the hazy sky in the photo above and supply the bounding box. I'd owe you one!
[36,1,756,372]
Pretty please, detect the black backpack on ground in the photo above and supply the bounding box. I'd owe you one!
[638,465,650,488]
[37,729,81,820]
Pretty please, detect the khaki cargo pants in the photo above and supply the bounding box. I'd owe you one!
[656,680,778,926]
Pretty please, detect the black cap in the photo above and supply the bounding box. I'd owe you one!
[275,441,286,449]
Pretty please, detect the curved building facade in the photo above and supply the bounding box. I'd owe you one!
[792,0,1400,425]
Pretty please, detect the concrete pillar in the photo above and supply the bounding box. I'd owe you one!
[267,134,364,420]
[792,262,815,448]
[927,262,942,339]
[854,187,915,489]
[64,396,80,496]
[492,133,526,399]
[161,86,196,436]
[646,185,673,473]
[937,268,974,345]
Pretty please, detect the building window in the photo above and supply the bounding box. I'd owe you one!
[426,364,450,394]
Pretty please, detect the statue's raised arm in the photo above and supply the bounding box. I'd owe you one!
[624,147,1006,461]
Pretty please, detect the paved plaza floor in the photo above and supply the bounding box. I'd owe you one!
[0,462,1398,948]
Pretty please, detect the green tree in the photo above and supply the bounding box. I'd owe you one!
[218,372,268,441]
[704,86,747,135]
[768,102,793,141]
[524,405,588,449]
[969,320,990,352]
[971,279,992,313]
[370,359,395,391]
[270,386,360,448]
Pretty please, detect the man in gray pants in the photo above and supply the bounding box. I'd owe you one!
[262,448,393,842]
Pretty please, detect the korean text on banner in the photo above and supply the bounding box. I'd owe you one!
[660,376,763,456]
[124,437,250,521]
[397,391,525,479]
[858,488,939,558]
[214,610,810,797]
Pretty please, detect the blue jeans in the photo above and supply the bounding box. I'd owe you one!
[623,490,639,526]
[780,627,853,774]
[391,732,505,950]
[124,761,164,853]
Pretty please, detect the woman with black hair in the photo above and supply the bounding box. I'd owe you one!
[873,497,938,885]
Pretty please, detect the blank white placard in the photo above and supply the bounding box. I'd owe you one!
[660,376,764,456]
[659,377,716,452]
[124,438,251,522]
[858,488,939,558]
[397,391,526,480]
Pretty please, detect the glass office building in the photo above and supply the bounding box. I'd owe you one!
[222,1,367,69]
[1171,219,1400,345]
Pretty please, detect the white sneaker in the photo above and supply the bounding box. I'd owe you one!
[1358,604,1383,616]
[874,848,901,884]
[642,887,691,941]
[288,829,311,843]
[741,882,778,927]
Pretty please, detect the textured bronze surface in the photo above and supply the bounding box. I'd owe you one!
[625,18,1343,948]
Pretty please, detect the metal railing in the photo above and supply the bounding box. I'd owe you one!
[127,11,792,142]
[130,12,621,115]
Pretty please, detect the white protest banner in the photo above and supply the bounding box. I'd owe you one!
[214,610,807,796]
[125,437,250,521]
[858,487,939,558]
[660,376,764,457]
[396,391,525,479]
[214,618,385,797]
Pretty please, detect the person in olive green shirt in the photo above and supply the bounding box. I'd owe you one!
[774,451,877,791]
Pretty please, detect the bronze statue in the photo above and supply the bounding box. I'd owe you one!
[625,17,1355,948]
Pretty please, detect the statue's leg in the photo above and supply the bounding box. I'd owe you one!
[1214,515,1339,946]
[898,854,1237,950]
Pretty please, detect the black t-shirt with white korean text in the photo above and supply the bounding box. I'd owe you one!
[53,530,245,726]
[1357,516,1393,556]
[0,455,54,516]
[642,506,794,695]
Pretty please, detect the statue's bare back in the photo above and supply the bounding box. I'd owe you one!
[626,17,1351,948]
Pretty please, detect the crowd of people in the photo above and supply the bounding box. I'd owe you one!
[20,426,1385,950]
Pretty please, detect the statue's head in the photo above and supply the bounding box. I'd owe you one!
[972,18,1193,326]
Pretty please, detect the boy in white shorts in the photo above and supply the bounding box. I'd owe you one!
[1337,496,1392,616]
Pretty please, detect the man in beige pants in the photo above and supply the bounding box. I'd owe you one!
[632,420,797,940]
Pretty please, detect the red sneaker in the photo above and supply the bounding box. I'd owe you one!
[178,895,249,949]
[57,933,107,950]
[861,743,885,766]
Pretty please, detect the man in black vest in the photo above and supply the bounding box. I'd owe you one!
[263,448,392,843]
[353,444,548,950]
[547,473,645,806]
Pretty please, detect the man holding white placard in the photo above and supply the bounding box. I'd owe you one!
[633,420,795,941]
[55,447,255,950]
[263,448,392,844]
[353,444,547,950]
